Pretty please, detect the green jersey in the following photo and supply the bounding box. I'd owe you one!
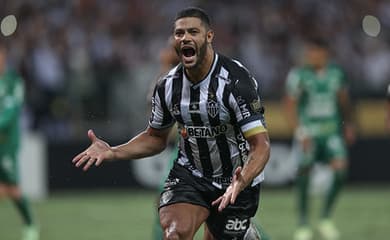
[286,64,347,137]
[0,69,24,153]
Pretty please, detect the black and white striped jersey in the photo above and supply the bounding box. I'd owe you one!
[149,53,267,185]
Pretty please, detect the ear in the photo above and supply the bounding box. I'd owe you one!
[207,30,214,44]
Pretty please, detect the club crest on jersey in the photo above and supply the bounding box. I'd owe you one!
[207,100,219,118]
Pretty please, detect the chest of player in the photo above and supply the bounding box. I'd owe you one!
[299,72,342,118]
[300,72,340,99]
[169,94,231,126]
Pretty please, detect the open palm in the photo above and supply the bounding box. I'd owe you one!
[72,130,114,171]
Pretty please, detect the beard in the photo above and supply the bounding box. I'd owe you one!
[175,37,208,69]
[194,39,207,69]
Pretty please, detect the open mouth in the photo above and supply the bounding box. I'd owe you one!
[181,46,196,58]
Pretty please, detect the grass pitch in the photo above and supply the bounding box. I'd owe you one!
[1,186,389,240]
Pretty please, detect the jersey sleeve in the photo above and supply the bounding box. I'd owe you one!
[148,79,175,129]
[0,75,24,130]
[229,73,267,139]
[285,68,302,98]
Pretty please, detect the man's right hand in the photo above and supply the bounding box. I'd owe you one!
[72,129,114,171]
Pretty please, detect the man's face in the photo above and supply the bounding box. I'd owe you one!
[305,44,329,69]
[173,17,213,69]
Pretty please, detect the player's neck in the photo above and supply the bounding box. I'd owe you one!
[185,48,215,84]
[310,63,327,75]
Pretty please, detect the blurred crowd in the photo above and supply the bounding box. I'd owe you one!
[1,0,389,140]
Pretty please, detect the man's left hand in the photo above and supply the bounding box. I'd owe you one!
[211,166,247,212]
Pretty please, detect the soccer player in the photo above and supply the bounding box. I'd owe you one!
[0,42,39,240]
[73,7,270,240]
[284,38,355,240]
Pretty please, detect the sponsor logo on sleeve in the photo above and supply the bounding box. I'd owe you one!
[160,190,174,205]
[250,99,262,113]
[239,103,251,119]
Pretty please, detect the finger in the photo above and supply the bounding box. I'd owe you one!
[75,155,90,167]
[88,129,97,143]
[212,196,223,206]
[83,158,96,171]
[218,196,230,212]
[230,188,239,205]
[95,157,104,166]
[72,152,86,163]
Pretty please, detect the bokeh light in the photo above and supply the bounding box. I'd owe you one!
[362,15,381,37]
[1,15,18,37]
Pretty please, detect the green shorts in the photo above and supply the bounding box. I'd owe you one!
[0,151,19,185]
[295,134,347,168]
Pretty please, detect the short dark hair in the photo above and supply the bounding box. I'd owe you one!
[175,7,211,28]
[305,36,329,49]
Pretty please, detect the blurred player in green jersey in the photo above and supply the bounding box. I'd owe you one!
[284,38,355,240]
[0,41,39,240]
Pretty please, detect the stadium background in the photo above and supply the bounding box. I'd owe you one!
[1,0,389,239]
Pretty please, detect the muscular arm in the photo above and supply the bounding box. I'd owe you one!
[239,132,271,188]
[112,126,172,160]
[73,126,172,171]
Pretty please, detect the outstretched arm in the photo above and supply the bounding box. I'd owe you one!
[212,132,270,212]
[73,126,172,171]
